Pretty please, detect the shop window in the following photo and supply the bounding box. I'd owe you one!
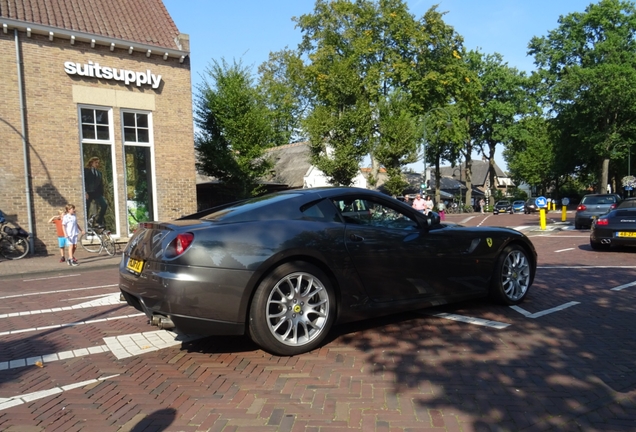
[79,106,117,235]
[122,111,155,235]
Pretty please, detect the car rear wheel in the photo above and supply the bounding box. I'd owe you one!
[490,245,531,305]
[249,262,336,356]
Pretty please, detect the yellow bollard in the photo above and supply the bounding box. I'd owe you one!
[561,205,567,222]
[540,208,547,230]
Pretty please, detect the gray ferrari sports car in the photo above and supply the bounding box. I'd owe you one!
[120,187,537,355]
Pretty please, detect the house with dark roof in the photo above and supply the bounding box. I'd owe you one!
[1,0,195,252]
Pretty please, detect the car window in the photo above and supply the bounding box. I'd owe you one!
[300,199,341,222]
[582,195,617,205]
[331,197,417,230]
[617,200,636,209]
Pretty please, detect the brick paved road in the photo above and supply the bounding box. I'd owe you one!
[0,220,635,431]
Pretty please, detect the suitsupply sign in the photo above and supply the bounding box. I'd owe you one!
[64,61,162,89]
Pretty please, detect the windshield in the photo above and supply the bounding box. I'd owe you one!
[582,195,617,205]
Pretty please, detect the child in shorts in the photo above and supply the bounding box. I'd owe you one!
[62,204,84,266]
[48,209,67,263]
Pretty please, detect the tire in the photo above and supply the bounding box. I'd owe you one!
[0,236,29,260]
[102,235,116,256]
[490,244,532,305]
[590,240,610,251]
[80,230,102,253]
[249,262,336,356]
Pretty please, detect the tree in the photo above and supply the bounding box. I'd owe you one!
[374,90,420,196]
[258,49,308,145]
[195,59,275,198]
[504,115,557,195]
[467,51,530,197]
[528,0,636,193]
[295,0,465,188]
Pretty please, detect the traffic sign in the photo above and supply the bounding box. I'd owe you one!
[536,196,547,208]
[562,197,570,206]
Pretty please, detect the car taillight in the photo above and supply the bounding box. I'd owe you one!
[577,204,587,211]
[610,203,617,210]
[165,233,194,258]
[595,218,609,226]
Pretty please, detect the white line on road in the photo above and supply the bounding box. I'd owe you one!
[22,274,82,282]
[0,375,119,412]
[0,293,124,319]
[0,330,201,371]
[510,301,580,319]
[0,284,118,300]
[611,281,636,291]
[0,312,145,336]
[554,248,575,253]
[424,312,510,329]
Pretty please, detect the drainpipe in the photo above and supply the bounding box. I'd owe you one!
[15,29,34,254]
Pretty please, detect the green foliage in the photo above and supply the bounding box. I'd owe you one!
[258,49,308,144]
[528,0,636,192]
[295,0,466,186]
[195,59,275,198]
[504,115,557,193]
[465,51,532,195]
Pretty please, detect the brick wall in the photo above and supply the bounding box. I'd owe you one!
[0,30,196,253]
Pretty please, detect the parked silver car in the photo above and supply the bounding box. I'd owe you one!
[574,194,622,229]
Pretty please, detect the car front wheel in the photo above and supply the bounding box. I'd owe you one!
[249,262,336,356]
[490,245,532,305]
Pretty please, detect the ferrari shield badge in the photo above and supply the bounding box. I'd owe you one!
[486,237,493,247]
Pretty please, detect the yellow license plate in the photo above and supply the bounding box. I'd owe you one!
[617,232,636,238]
[126,258,145,273]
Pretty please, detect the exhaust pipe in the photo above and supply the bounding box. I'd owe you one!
[149,314,175,329]
[158,317,175,330]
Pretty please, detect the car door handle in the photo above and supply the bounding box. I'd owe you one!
[349,234,364,242]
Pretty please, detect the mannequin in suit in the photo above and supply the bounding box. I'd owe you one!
[84,157,108,226]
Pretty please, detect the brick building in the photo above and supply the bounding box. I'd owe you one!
[0,0,196,254]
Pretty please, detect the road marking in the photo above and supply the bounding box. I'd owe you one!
[0,293,124,319]
[0,312,145,336]
[104,330,201,359]
[513,226,532,231]
[0,375,119,412]
[0,284,118,300]
[554,248,575,253]
[611,281,636,291]
[22,274,82,282]
[0,330,201,370]
[424,312,510,329]
[510,301,580,318]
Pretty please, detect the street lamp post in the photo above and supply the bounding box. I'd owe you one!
[420,107,453,195]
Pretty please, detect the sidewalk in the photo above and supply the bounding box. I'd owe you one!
[0,246,122,280]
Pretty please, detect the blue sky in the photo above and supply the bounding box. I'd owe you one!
[162,0,595,170]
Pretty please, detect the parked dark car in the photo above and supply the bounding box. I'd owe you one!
[119,187,537,356]
[590,207,636,250]
[493,200,512,214]
[524,198,538,214]
[574,194,622,229]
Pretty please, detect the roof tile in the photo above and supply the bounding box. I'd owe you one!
[0,0,183,51]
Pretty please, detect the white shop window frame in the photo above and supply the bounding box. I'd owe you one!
[77,104,121,238]
[120,109,158,236]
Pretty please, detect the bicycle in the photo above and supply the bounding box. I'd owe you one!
[0,212,30,260]
[79,215,116,255]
